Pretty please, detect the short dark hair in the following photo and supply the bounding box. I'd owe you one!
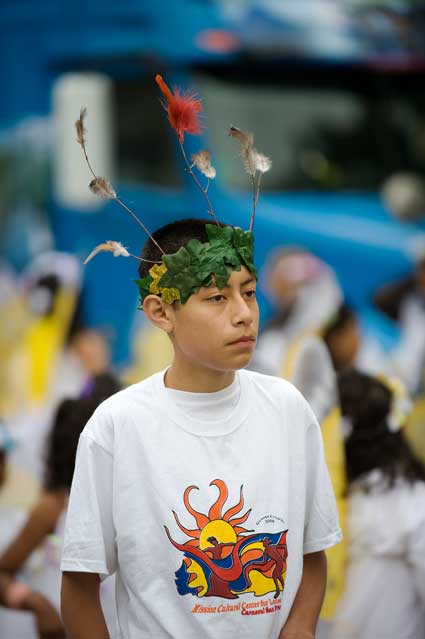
[138,218,227,279]
[338,369,425,488]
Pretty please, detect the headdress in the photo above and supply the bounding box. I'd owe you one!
[76,75,271,308]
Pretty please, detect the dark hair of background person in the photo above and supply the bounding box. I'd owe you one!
[373,277,413,322]
[0,450,6,489]
[372,256,425,322]
[32,275,85,346]
[31,274,60,317]
[322,304,359,372]
[322,304,356,344]
[43,373,121,491]
[138,217,227,279]
[338,368,425,489]
[0,419,11,488]
[65,295,85,345]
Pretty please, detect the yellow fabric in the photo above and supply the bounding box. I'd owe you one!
[123,325,174,386]
[404,396,425,465]
[281,333,347,619]
[320,406,347,619]
[0,296,29,416]
[25,288,77,405]
[281,332,308,383]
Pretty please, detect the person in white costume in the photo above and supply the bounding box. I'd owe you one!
[331,369,425,639]
[250,248,343,377]
[0,375,119,639]
[251,250,392,382]
[0,420,45,639]
[373,253,425,395]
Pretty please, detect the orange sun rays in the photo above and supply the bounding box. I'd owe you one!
[174,480,252,544]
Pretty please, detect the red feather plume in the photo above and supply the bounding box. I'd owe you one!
[155,74,202,142]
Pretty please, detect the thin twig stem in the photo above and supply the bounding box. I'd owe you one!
[250,172,262,232]
[250,174,256,232]
[81,143,97,181]
[178,140,219,225]
[115,197,164,255]
[128,252,161,263]
[79,137,165,255]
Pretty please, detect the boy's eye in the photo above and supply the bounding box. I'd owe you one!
[208,294,225,302]
[244,289,256,299]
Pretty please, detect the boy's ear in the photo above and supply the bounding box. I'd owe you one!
[143,294,175,333]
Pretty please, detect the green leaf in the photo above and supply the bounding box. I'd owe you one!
[135,276,153,292]
[206,224,234,244]
[186,238,206,260]
[163,246,191,273]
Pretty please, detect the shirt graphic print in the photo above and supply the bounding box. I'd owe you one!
[164,479,288,616]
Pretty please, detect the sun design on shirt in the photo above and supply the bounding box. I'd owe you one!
[164,479,289,601]
[171,479,252,554]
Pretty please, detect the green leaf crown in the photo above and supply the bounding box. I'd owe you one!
[135,224,256,307]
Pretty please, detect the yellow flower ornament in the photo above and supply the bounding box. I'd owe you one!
[148,264,181,304]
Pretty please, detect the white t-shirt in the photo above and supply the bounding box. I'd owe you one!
[61,369,342,639]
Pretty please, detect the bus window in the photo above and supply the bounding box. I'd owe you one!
[114,78,182,188]
[196,68,425,192]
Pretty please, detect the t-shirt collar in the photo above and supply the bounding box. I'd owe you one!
[154,369,250,437]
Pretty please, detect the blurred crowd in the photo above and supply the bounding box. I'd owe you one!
[1,240,425,638]
[0,252,120,637]
[249,244,425,639]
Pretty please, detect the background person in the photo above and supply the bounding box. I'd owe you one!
[332,369,425,639]
[0,374,120,639]
[250,248,343,376]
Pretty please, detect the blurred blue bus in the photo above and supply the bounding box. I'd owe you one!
[2,1,425,363]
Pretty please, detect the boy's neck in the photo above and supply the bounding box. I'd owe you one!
[164,361,236,393]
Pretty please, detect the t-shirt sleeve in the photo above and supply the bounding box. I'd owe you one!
[61,432,117,578]
[303,417,343,554]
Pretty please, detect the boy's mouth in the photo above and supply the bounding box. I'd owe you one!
[228,336,256,346]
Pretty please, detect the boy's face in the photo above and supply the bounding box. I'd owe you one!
[168,266,259,372]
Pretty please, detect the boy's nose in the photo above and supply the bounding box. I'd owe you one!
[232,297,254,325]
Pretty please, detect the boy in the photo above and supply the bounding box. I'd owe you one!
[61,217,342,639]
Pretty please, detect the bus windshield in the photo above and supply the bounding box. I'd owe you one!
[196,66,425,192]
